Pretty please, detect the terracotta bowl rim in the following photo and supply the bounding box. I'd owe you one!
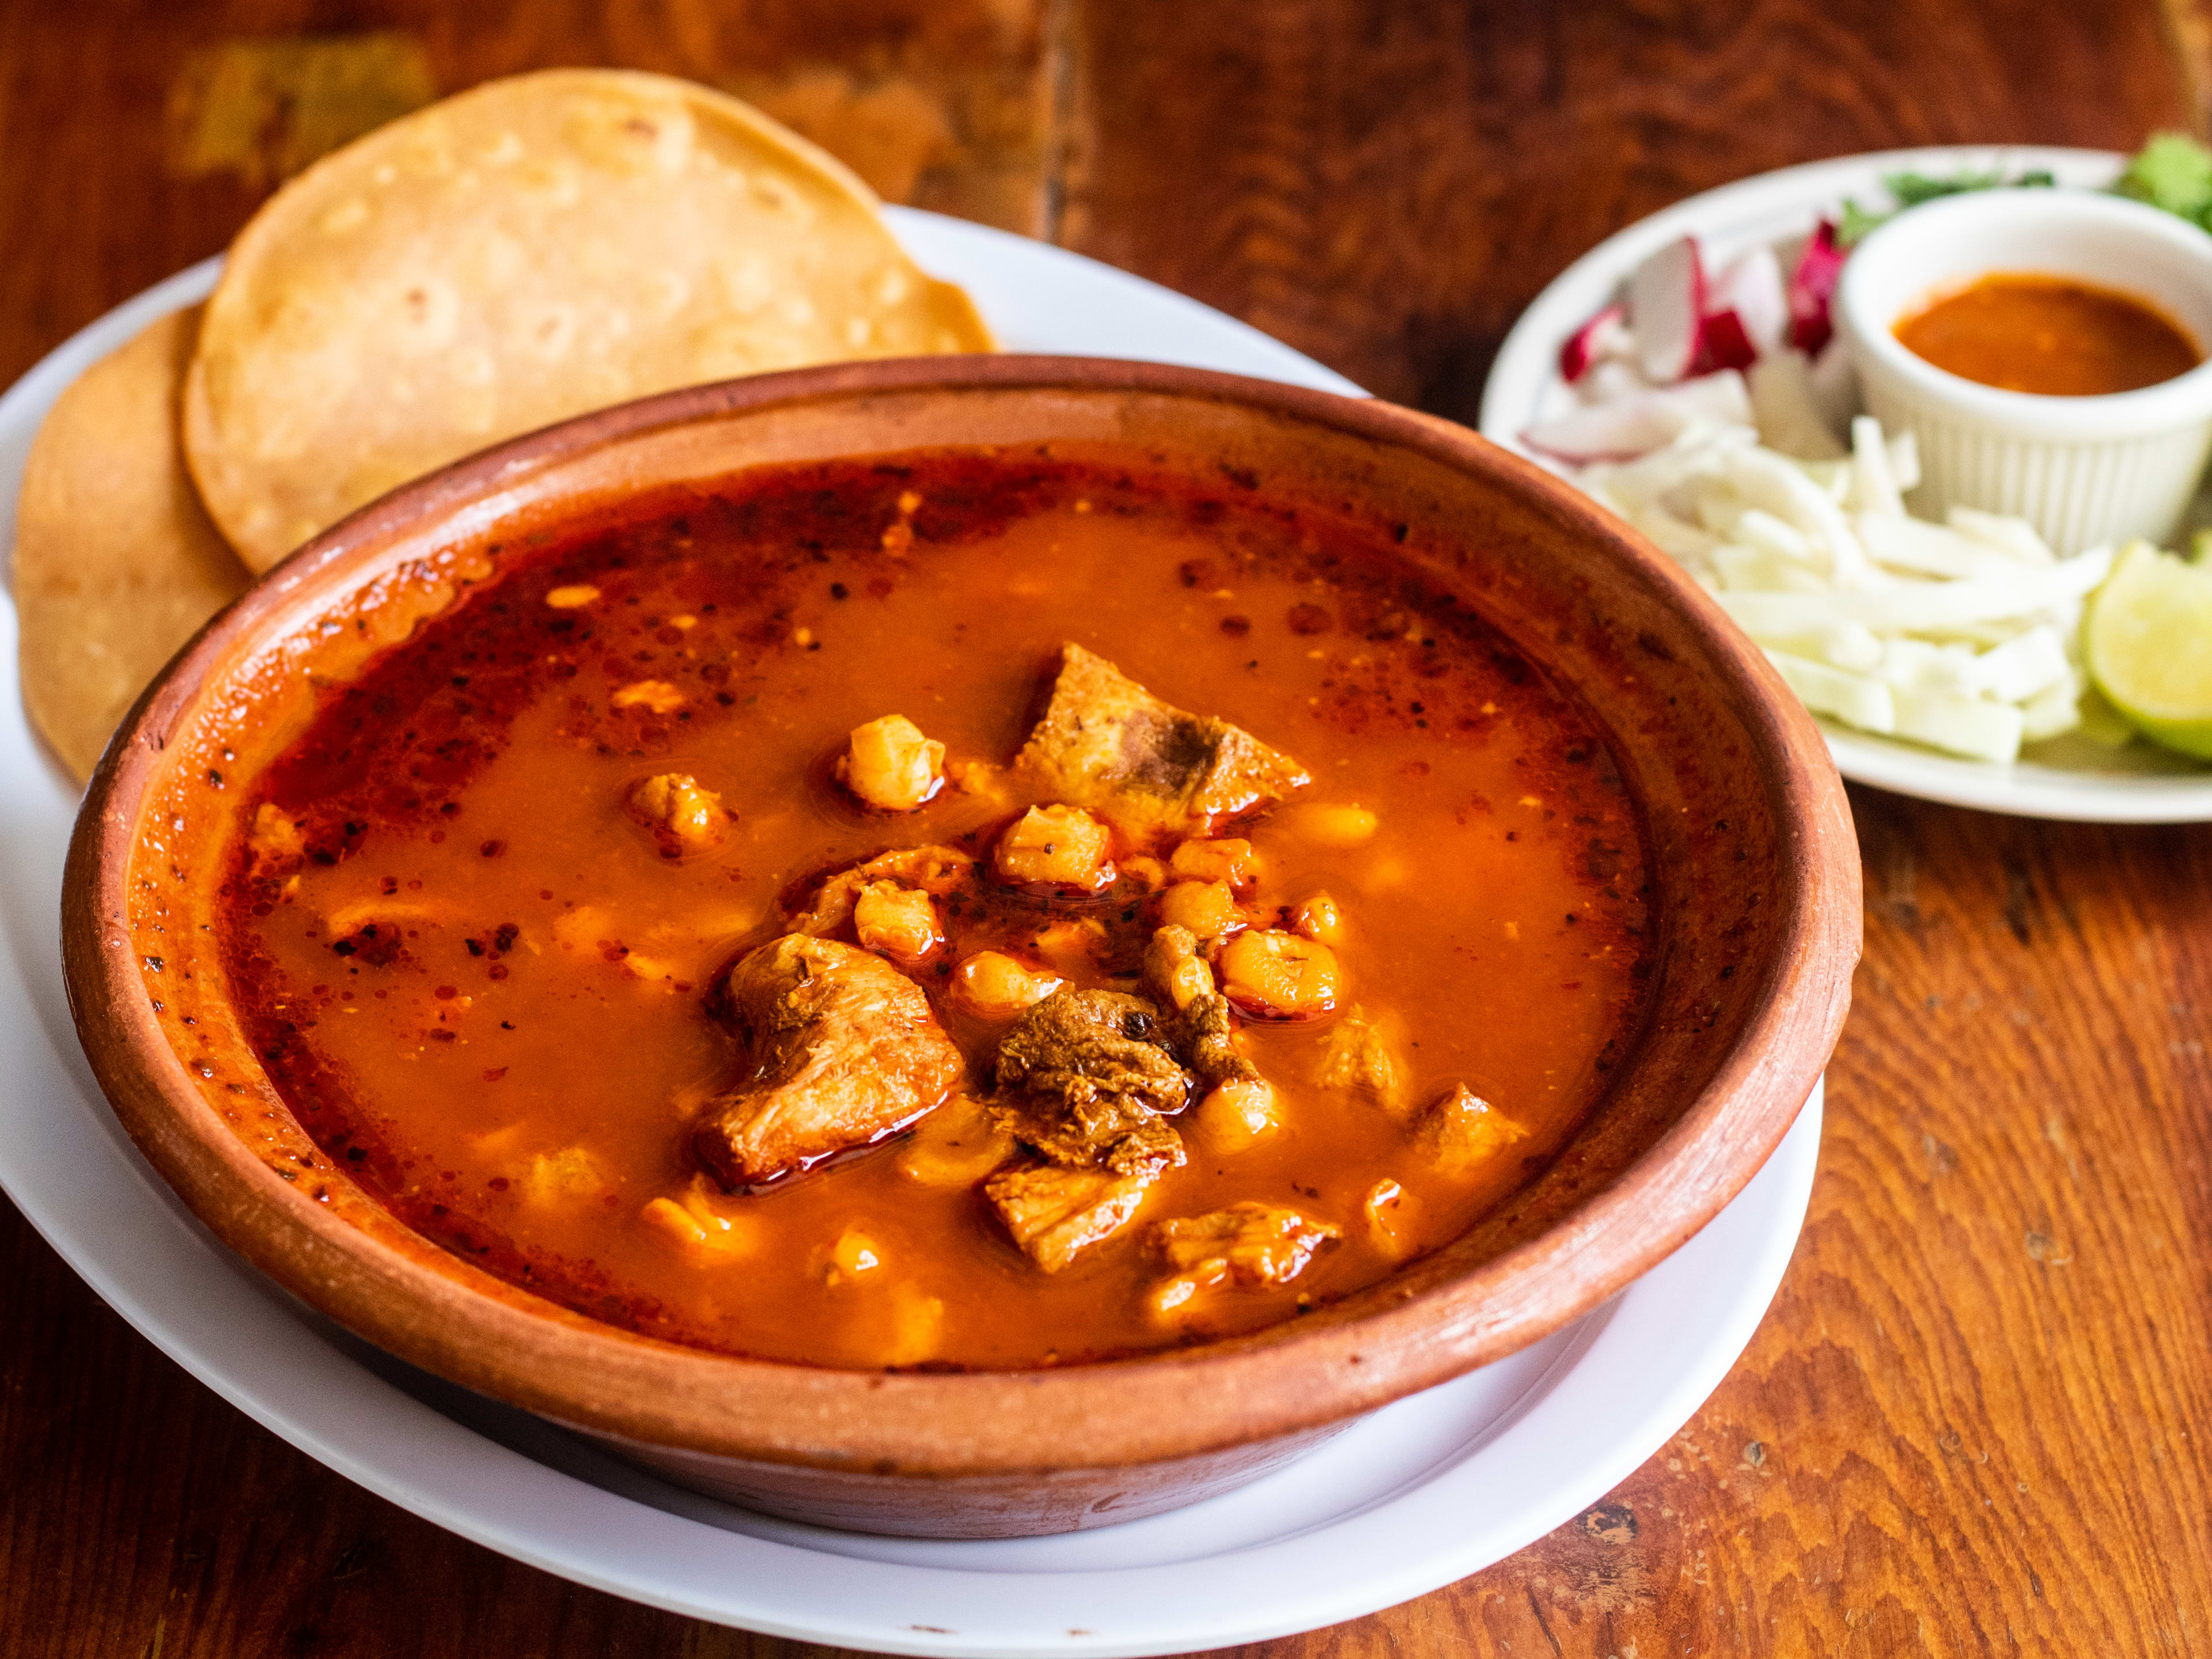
[64,354,1859,1477]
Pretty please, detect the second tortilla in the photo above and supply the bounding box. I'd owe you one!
[14,305,251,781]
[183,69,994,570]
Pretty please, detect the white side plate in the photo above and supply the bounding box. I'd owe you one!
[0,209,1817,1654]
[1480,146,2212,823]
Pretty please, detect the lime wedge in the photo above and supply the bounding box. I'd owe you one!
[2085,540,2212,760]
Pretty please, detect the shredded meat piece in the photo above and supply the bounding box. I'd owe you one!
[692,934,965,1188]
[984,1162,1161,1273]
[1316,1005,1409,1115]
[1415,1083,1529,1174]
[1154,1201,1340,1283]
[1000,1099,1185,1179]
[1139,926,1275,1138]
[1149,1201,1341,1315]
[1362,1177,1419,1260]
[1013,644,1309,838]
[991,988,1190,1176]
[995,990,1188,1109]
[984,989,1194,1265]
[1172,991,1260,1094]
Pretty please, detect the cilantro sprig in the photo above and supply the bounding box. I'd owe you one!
[1837,166,2056,245]
[1832,134,2212,247]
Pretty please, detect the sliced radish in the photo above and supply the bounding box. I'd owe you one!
[1695,309,1758,374]
[1628,235,1705,382]
[1522,370,1751,464]
[1709,246,1789,355]
[1559,302,1631,382]
[1787,221,1846,356]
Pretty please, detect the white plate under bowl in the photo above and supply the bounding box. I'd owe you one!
[0,209,1819,1654]
[1480,145,2212,824]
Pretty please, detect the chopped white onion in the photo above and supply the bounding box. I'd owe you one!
[1548,402,2107,758]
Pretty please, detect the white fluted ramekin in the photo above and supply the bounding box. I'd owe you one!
[1836,189,2212,555]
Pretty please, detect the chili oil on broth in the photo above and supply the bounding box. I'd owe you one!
[214,453,1655,1370]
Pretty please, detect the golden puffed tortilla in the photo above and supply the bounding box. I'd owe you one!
[183,68,993,571]
[14,306,251,781]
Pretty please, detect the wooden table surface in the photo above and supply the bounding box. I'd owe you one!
[5,3,2210,1654]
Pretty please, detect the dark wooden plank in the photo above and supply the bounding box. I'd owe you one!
[1065,0,2195,415]
[3,1188,722,1646]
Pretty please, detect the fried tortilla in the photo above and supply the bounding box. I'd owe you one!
[183,68,993,570]
[14,305,250,781]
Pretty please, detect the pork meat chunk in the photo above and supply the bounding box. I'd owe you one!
[694,934,965,1188]
[991,988,1190,1177]
[1149,1201,1340,1315]
[1415,1083,1529,1175]
[984,1161,1161,1273]
[1170,988,1262,1096]
[1315,1004,1408,1116]
[1154,1201,1340,1285]
[1014,644,1309,839]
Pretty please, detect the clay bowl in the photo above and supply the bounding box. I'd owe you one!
[64,356,1859,1539]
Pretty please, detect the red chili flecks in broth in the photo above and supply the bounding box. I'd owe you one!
[216,453,1654,1370]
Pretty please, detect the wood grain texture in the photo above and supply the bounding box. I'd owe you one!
[0,0,1052,392]
[1066,0,2195,413]
[2162,0,2212,135]
[3,1,2211,1654]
